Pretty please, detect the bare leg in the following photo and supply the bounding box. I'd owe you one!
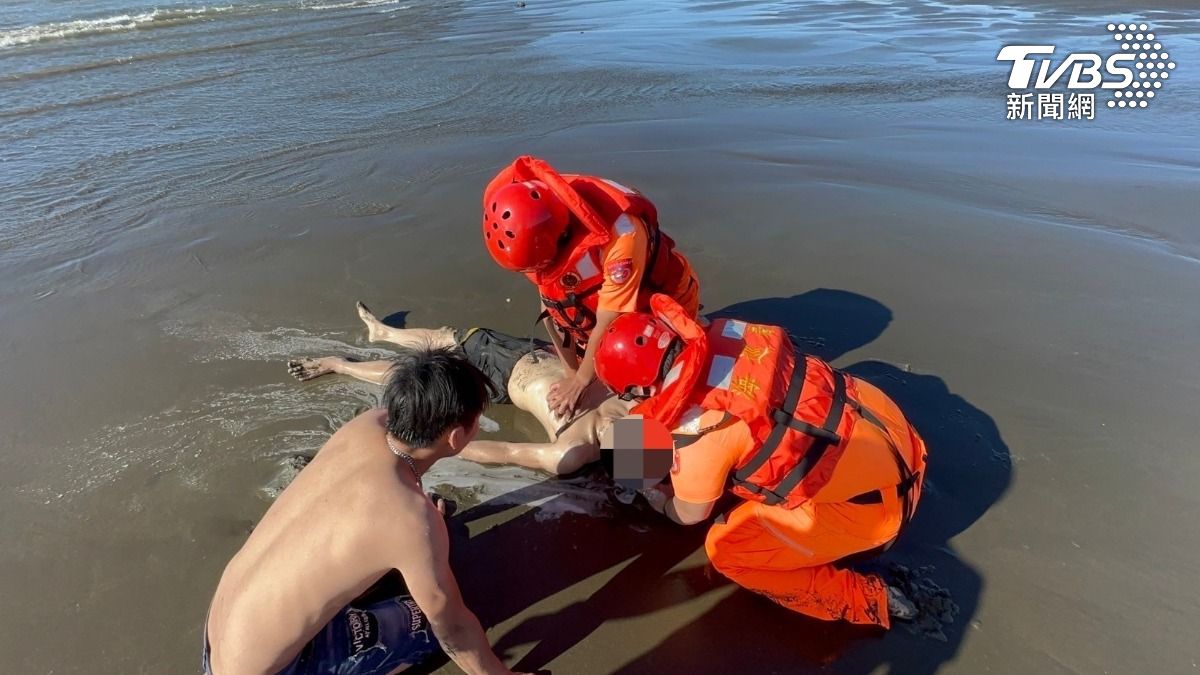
[290,326,631,476]
[357,301,456,350]
[288,357,395,386]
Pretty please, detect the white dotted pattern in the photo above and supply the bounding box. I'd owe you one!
[1106,21,1174,111]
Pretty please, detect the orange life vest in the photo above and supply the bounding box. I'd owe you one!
[485,156,687,351]
[634,295,925,518]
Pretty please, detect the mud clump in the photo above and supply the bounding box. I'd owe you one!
[889,563,959,642]
[427,482,487,511]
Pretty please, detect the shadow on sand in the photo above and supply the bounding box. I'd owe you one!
[430,288,1011,674]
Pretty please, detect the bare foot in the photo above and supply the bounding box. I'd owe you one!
[356,301,389,343]
[287,357,342,382]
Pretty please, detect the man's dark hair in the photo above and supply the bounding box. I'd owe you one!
[382,345,495,448]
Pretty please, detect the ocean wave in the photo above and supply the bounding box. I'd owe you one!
[302,0,401,11]
[0,1,404,50]
[0,6,234,49]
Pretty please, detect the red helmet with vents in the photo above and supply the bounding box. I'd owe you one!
[482,180,570,273]
[595,311,677,397]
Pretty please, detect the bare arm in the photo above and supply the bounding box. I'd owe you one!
[642,420,742,526]
[395,500,513,675]
[546,308,621,417]
[458,439,566,475]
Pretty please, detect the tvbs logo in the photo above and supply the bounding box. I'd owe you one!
[997,45,1134,90]
[997,23,1175,119]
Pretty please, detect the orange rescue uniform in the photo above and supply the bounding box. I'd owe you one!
[640,296,927,627]
[596,213,698,316]
[486,156,699,351]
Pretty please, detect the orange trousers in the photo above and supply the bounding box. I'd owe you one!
[704,489,908,628]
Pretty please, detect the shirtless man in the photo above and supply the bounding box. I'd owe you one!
[205,346,529,675]
[287,302,632,476]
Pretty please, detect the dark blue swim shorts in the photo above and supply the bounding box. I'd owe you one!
[203,595,440,674]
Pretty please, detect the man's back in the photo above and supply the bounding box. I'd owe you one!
[207,409,424,674]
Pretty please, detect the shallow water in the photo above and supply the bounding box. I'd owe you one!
[2,0,1199,672]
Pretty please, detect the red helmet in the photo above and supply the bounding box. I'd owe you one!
[482,180,570,272]
[596,312,678,397]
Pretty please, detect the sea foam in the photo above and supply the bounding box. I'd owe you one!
[0,1,404,49]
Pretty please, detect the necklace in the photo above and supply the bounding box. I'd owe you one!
[385,434,422,480]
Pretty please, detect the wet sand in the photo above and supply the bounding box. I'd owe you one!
[2,0,1200,673]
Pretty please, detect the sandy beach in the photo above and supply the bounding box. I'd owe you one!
[2,0,1199,672]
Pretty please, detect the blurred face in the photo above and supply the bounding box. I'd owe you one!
[601,416,675,493]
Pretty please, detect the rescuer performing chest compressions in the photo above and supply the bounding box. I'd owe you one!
[482,156,700,420]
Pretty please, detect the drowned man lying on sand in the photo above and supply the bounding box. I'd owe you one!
[287,300,637,476]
